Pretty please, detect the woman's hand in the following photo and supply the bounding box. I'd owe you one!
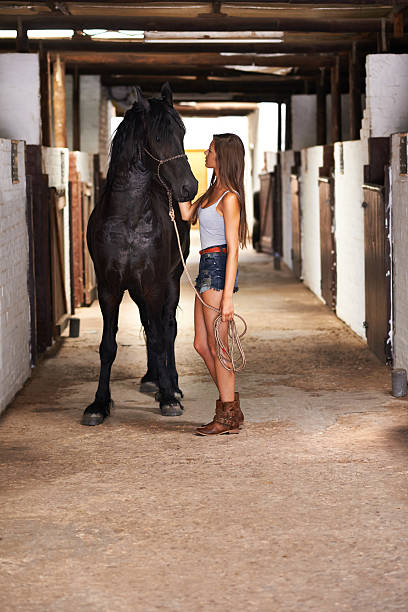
[221,295,234,322]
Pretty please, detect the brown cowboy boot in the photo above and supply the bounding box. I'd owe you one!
[201,393,244,428]
[196,398,241,436]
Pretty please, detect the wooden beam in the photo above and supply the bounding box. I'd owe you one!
[73,66,80,151]
[0,38,378,55]
[316,69,327,146]
[39,47,52,146]
[52,54,67,147]
[349,45,362,140]
[0,16,394,33]
[16,19,29,53]
[330,57,342,143]
[393,10,405,38]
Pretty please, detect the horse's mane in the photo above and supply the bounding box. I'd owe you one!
[105,97,186,195]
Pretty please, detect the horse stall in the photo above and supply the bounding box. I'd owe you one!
[362,138,392,363]
[318,145,336,311]
[290,151,302,279]
[258,157,282,260]
[25,145,71,363]
[69,152,98,310]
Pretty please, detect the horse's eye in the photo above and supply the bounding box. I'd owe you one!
[156,136,161,143]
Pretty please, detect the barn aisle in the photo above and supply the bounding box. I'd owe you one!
[1,234,407,611]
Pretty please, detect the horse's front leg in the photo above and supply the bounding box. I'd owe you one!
[146,298,183,417]
[138,300,159,394]
[82,288,123,426]
[162,275,183,400]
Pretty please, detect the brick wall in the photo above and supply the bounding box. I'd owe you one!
[0,139,31,414]
[391,133,408,368]
[300,146,324,299]
[334,140,368,339]
[362,54,408,139]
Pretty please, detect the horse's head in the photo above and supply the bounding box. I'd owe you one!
[138,83,198,202]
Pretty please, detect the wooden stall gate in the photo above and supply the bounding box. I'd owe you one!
[259,171,274,254]
[318,145,336,311]
[25,146,52,363]
[362,138,392,364]
[290,152,302,279]
[69,153,97,310]
[25,146,69,363]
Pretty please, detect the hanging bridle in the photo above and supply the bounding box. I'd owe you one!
[143,146,247,373]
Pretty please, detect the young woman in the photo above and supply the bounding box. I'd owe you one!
[178,133,248,436]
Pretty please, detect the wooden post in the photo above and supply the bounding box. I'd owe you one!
[16,19,29,53]
[73,66,80,151]
[277,102,282,152]
[394,11,405,38]
[39,47,52,146]
[52,54,68,148]
[285,96,292,151]
[316,68,327,145]
[330,57,341,143]
[349,44,362,141]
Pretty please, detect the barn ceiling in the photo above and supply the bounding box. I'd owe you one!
[0,1,408,107]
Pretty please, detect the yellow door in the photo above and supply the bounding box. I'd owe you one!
[186,149,208,220]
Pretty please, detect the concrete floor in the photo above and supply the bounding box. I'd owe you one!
[1,233,408,611]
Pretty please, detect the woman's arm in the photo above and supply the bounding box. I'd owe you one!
[219,192,240,322]
[178,201,193,222]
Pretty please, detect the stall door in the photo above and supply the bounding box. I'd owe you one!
[259,172,274,254]
[319,177,336,310]
[49,188,69,335]
[363,184,391,363]
[290,173,302,279]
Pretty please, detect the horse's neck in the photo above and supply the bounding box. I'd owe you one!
[105,162,154,214]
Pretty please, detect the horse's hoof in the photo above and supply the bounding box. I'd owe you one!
[174,388,184,400]
[81,400,112,426]
[160,403,184,417]
[140,381,159,394]
[81,412,105,426]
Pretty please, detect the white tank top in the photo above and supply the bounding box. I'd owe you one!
[198,191,230,250]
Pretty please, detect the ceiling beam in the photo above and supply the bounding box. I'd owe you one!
[0,38,378,55]
[0,16,394,33]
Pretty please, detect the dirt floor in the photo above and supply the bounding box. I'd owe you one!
[1,233,408,611]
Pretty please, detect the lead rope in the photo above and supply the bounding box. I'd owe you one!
[144,147,247,372]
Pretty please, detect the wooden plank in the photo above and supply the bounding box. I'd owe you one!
[52,54,67,148]
[290,172,302,279]
[272,160,283,258]
[349,46,362,141]
[39,48,52,147]
[69,154,84,308]
[316,69,327,146]
[330,57,342,143]
[363,186,390,362]
[49,188,68,334]
[319,177,336,310]
[0,15,392,32]
[73,66,80,151]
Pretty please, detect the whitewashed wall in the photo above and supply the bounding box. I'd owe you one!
[0,139,31,414]
[41,147,71,314]
[334,140,368,339]
[80,75,101,154]
[362,54,408,139]
[391,133,408,369]
[0,54,41,144]
[280,149,295,269]
[300,146,323,298]
[292,95,317,150]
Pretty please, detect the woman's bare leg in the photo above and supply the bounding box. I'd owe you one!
[201,289,235,403]
[193,295,217,385]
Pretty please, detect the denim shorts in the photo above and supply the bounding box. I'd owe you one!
[195,245,239,294]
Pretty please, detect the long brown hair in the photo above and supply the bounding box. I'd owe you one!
[191,133,249,248]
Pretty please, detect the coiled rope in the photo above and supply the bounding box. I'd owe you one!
[144,147,247,372]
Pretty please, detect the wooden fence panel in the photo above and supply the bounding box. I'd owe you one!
[319,177,336,310]
[290,173,302,279]
[259,172,274,254]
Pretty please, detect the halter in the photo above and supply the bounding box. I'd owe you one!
[143,146,247,372]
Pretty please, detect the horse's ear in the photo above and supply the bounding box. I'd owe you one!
[161,82,173,107]
[133,86,150,112]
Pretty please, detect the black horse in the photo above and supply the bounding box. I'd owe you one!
[82,83,198,426]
